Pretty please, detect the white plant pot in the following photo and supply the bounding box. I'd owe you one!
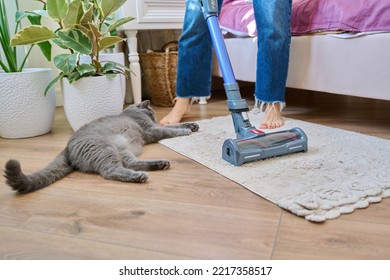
[79,52,126,101]
[0,68,56,139]
[62,75,124,131]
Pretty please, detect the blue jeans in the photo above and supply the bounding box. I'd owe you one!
[176,0,292,104]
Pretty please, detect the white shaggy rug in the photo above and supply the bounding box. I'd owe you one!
[160,113,390,222]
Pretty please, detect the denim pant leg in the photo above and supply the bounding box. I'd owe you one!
[253,0,292,104]
[176,0,224,98]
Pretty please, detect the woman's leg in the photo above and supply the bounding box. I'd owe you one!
[252,0,292,129]
[160,0,223,125]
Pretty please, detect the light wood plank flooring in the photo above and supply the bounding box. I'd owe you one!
[0,86,389,259]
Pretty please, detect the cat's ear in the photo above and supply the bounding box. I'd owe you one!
[137,100,150,109]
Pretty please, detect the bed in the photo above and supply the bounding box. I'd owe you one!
[212,0,390,101]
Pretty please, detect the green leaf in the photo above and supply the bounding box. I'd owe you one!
[52,38,68,49]
[88,23,102,39]
[98,35,124,51]
[76,64,97,76]
[28,10,49,18]
[45,72,64,96]
[46,0,68,22]
[0,60,11,73]
[16,10,49,28]
[105,16,134,34]
[101,60,129,76]
[15,10,43,25]
[67,71,82,83]
[27,13,42,25]
[10,26,57,46]
[15,10,26,23]
[54,53,78,74]
[75,24,90,36]
[80,3,93,26]
[112,61,131,73]
[0,0,18,72]
[37,41,52,61]
[104,73,117,79]
[57,29,92,54]
[101,0,127,18]
[102,61,116,72]
[63,0,84,28]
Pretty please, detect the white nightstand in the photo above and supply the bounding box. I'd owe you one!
[120,0,185,104]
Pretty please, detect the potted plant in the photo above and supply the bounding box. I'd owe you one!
[78,7,127,102]
[11,0,134,131]
[0,0,56,139]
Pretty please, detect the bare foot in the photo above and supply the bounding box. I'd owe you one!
[159,98,191,125]
[259,103,285,129]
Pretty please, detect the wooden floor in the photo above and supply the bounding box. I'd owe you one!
[0,86,389,260]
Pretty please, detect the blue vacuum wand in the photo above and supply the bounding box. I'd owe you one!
[199,0,308,165]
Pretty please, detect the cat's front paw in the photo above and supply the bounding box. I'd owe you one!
[184,123,199,132]
[150,160,170,170]
[159,160,171,170]
[133,172,148,183]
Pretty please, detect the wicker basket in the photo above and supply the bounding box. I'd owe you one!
[139,42,178,107]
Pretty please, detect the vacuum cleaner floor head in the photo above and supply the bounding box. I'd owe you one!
[222,127,308,166]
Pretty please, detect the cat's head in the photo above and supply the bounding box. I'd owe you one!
[123,100,157,122]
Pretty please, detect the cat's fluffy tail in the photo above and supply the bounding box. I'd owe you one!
[4,150,73,194]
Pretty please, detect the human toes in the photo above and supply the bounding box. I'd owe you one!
[259,120,284,129]
[160,117,179,126]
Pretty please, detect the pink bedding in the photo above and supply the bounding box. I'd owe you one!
[219,0,390,36]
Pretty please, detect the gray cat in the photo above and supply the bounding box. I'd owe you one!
[4,100,199,194]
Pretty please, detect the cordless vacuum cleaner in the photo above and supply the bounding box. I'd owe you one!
[199,0,308,166]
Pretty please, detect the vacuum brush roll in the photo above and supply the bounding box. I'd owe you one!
[222,127,308,166]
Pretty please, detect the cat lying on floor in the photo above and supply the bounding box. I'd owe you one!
[4,100,199,194]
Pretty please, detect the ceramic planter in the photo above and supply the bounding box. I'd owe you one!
[79,52,126,101]
[62,75,124,131]
[0,68,56,138]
